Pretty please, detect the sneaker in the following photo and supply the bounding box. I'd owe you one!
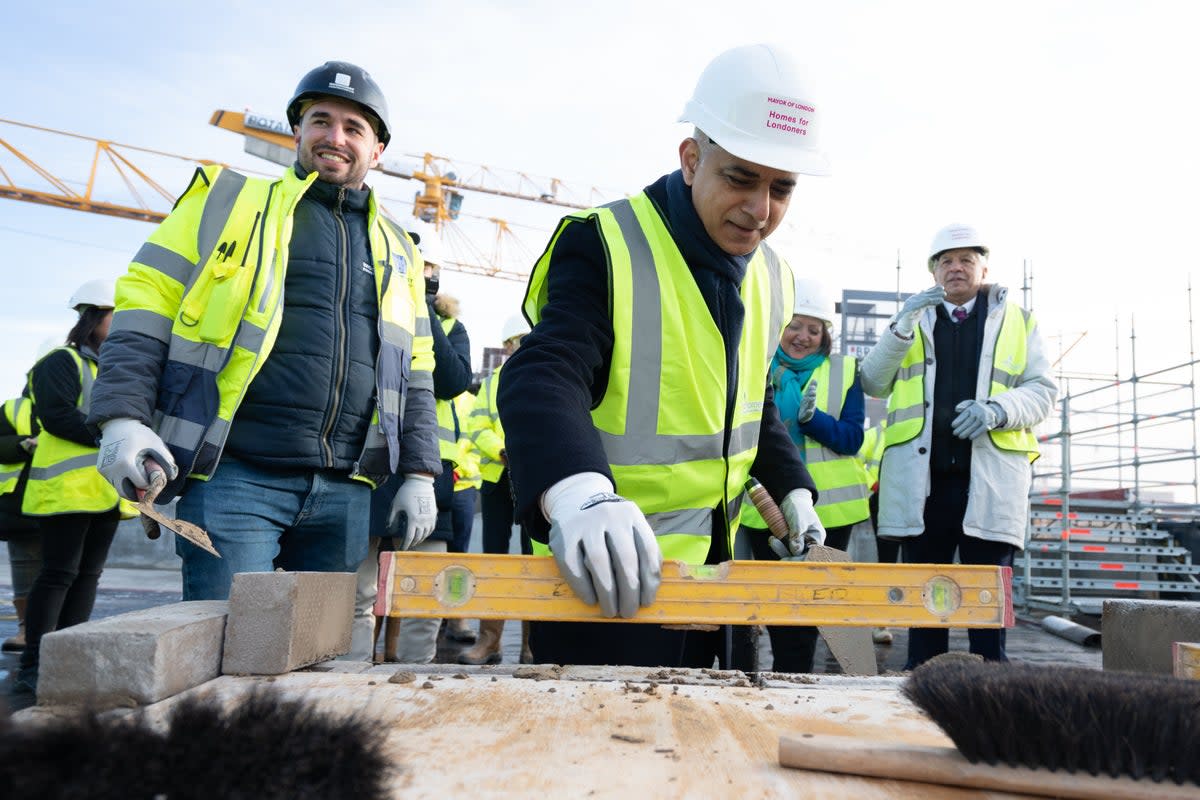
[872,627,894,645]
[445,618,477,644]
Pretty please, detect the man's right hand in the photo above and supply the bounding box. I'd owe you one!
[97,418,178,501]
[543,472,662,619]
[895,285,946,336]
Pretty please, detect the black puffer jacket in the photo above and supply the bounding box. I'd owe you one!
[224,172,380,471]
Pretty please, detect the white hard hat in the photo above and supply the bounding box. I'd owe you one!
[679,43,829,176]
[792,278,836,327]
[417,230,446,267]
[501,313,529,343]
[404,218,434,247]
[69,278,116,311]
[928,224,989,271]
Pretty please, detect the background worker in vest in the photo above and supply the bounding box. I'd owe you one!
[496,43,826,667]
[459,314,532,666]
[856,419,896,645]
[1,391,41,655]
[445,387,481,646]
[13,281,123,703]
[740,278,872,672]
[88,61,441,603]
[346,227,474,662]
[859,223,1056,669]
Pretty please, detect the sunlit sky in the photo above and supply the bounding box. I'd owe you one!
[4,1,1198,417]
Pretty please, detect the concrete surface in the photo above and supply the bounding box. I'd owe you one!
[1102,598,1200,674]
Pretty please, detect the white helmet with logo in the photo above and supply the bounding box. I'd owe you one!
[679,43,829,176]
[792,278,837,328]
[501,313,529,344]
[928,224,989,271]
[68,278,116,311]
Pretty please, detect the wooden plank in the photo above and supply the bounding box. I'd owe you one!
[376,553,1013,628]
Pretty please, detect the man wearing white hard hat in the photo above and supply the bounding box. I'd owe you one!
[497,44,826,667]
[860,223,1056,668]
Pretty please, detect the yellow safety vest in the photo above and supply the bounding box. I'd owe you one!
[523,193,793,565]
[453,391,482,491]
[741,355,870,530]
[22,348,119,516]
[110,165,432,500]
[884,301,1040,461]
[434,316,461,463]
[858,421,885,488]
[468,365,506,484]
[0,397,34,498]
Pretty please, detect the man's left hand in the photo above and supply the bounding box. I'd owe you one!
[388,474,438,550]
[951,400,1007,440]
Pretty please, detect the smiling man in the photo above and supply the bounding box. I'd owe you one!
[496,44,829,668]
[860,223,1057,669]
[87,61,441,603]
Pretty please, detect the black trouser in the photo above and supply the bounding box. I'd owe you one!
[746,523,855,673]
[480,471,529,555]
[449,487,477,554]
[902,472,1014,669]
[19,509,120,677]
[870,492,901,565]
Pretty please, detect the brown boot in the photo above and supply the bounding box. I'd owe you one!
[458,619,504,665]
[2,598,26,654]
[383,616,401,662]
[445,617,477,644]
[519,621,534,664]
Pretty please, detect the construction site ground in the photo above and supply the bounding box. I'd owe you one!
[1,520,1109,797]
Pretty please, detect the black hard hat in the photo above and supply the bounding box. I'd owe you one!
[286,61,391,146]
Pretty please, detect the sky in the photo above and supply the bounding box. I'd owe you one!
[4,1,1200,493]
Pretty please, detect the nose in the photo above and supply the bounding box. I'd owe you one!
[743,185,771,226]
[325,123,348,146]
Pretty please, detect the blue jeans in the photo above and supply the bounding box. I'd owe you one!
[176,457,371,601]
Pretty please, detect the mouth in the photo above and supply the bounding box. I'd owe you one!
[316,150,351,165]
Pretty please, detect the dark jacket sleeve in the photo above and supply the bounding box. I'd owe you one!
[750,383,817,504]
[31,349,96,447]
[0,403,32,464]
[496,219,614,536]
[798,377,866,456]
[89,330,168,431]
[428,304,472,401]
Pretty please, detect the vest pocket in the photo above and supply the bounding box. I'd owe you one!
[179,263,254,346]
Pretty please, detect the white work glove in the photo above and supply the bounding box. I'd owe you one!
[770,488,827,559]
[895,285,946,337]
[542,471,662,619]
[97,418,178,501]
[952,400,1007,440]
[796,379,819,424]
[388,474,438,550]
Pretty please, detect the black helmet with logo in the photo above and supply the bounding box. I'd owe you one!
[286,61,391,146]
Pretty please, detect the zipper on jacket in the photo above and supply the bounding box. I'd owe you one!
[320,187,351,467]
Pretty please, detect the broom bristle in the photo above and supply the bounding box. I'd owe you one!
[902,660,1200,785]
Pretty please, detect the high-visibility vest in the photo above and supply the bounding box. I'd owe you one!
[0,397,34,498]
[22,347,119,516]
[452,391,482,491]
[858,421,885,488]
[109,165,432,500]
[523,193,793,565]
[741,355,870,529]
[884,301,1040,461]
[468,365,506,484]
[434,316,461,463]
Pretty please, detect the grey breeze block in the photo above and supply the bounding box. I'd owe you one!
[1102,598,1200,674]
[39,601,229,708]
[222,571,355,675]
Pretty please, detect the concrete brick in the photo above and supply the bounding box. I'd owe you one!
[222,571,355,675]
[1175,642,1200,679]
[38,601,228,707]
[1102,599,1200,674]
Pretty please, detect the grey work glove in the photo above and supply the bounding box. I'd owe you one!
[97,418,178,501]
[895,285,946,337]
[542,471,662,618]
[951,400,1007,440]
[388,473,438,550]
[769,488,827,559]
[797,379,819,424]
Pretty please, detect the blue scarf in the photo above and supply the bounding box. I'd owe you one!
[771,348,826,452]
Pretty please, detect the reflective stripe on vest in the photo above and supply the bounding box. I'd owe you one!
[468,367,505,483]
[885,301,1040,461]
[435,316,460,462]
[524,194,792,565]
[22,348,119,516]
[112,165,426,500]
[0,397,33,497]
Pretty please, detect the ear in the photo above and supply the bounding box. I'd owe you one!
[679,138,700,185]
[293,124,302,149]
[368,140,385,169]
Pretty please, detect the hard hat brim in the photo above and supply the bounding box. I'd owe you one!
[680,111,831,177]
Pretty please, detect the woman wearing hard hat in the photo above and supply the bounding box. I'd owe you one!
[740,278,879,672]
[11,279,126,705]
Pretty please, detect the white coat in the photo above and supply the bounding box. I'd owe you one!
[859,284,1057,550]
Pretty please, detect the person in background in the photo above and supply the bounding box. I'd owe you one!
[12,280,121,702]
[859,223,1055,668]
[459,315,531,665]
[444,388,481,645]
[0,391,40,654]
[739,278,871,672]
[857,419,896,645]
